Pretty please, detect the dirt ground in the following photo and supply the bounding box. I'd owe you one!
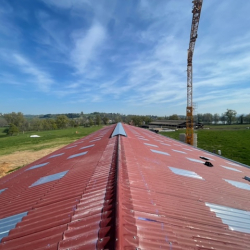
[0,146,64,178]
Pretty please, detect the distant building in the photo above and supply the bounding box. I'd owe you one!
[147,120,203,130]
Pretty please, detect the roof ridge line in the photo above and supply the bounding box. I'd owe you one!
[111,122,127,138]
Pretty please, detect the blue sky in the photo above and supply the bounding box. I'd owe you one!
[0,0,250,116]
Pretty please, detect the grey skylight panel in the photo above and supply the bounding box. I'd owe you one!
[169,167,203,180]
[182,148,193,151]
[205,203,250,234]
[226,161,242,167]
[221,166,242,172]
[26,162,49,171]
[150,149,170,156]
[0,212,27,242]
[111,122,127,137]
[0,188,7,194]
[30,171,68,187]
[68,151,88,159]
[186,157,204,163]
[79,144,95,150]
[48,153,64,159]
[66,145,77,149]
[224,179,250,191]
[172,149,187,154]
[89,138,101,142]
[144,143,158,147]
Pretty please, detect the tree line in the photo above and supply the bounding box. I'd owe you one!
[0,112,154,135]
[196,109,250,125]
[1,109,250,135]
[162,109,250,125]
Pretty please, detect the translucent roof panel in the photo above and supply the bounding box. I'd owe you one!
[186,157,204,163]
[89,138,101,142]
[48,153,64,159]
[29,170,68,187]
[221,166,242,172]
[172,149,187,154]
[0,188,7,194]
[26,162,49,171]
[224,179,250,191]
[205,203,250,234]
[226,161,242,167]
[0,211,27,242]
[169,167,203,180]
[144,143,158,147]
[67,151,88,159]
[138,138,149,141]
[182,148,193,151]
[111,122,127,137]
[79,144,95,150]
[150,149,170,156]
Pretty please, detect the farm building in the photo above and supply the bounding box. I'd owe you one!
[0,123,250,249]
[148,120,203,130]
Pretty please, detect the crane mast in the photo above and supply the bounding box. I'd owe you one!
[186,0,203,145]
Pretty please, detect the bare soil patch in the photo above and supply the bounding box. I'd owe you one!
[0,145,64,178]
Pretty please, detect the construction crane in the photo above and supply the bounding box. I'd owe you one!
[186,0,203,145]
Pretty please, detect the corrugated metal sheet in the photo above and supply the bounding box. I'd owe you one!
[0,123,250,249]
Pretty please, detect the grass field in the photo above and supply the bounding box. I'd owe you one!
[160,124,250,167]
[0,126,103,156]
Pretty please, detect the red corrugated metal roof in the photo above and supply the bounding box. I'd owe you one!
[0,123,250,249]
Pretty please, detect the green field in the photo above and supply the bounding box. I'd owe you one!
[160,124,250,167]
[1,124,250,167]
[0,126,103,156]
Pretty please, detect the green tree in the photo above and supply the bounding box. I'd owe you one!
[3,112,25,128]
[225,109,237,125]
[131,116,142,126]
[220,113,226,124]
[203,113,213,124]
[102,116,109,125]
[168,114,179,120]
[95,115,101,125]
[69,119,78,128]
[56,115,69,129]
[213,113,220,124]
[89,118,94,126]
[49,119,57,130]
[245,114,250,123]
[115,115,121,123]
[3,124,19,136]
[237,115,244,124]
[0,117,8,127]
[197,113,203,123]
[143,116,152,125]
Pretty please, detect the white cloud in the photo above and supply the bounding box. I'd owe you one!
[12,54,54,92]
[70,22,106,75]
